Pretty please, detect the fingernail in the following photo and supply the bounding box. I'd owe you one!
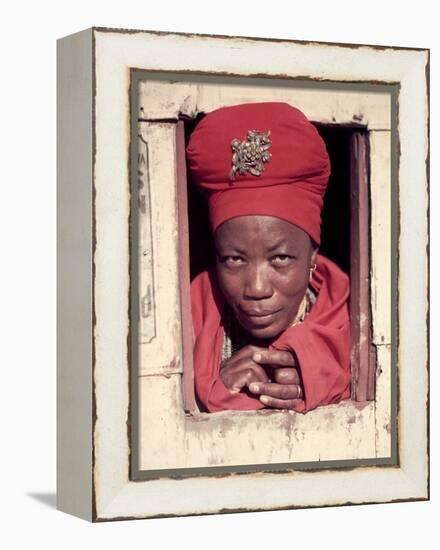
[253,353,262,362]
[250,383,259,393]
[260,395,269,404]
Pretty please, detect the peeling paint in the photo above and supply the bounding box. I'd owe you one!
[95,26,429,54]
[350,400,371,412]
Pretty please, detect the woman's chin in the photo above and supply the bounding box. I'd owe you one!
[240,321,285,341]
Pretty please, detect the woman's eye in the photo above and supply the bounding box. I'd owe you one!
[271,255,293,266]
[222,256,245,266]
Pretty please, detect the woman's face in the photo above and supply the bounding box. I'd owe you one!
[214,215,317,340]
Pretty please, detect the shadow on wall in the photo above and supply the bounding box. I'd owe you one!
[26,492,57,510]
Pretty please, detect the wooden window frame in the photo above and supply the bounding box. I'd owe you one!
[349,131,376,401]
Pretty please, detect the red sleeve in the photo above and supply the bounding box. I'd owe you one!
[191,270,265,412]
[271,256,351,413]
[273,321,351,413]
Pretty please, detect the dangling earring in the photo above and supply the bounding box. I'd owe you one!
[309,263,317,282]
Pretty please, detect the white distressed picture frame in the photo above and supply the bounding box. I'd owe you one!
[57,27,429,521]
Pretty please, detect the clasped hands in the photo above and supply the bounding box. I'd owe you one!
[220,345,304,409]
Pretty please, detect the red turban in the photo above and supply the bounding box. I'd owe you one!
[186,102,330,245]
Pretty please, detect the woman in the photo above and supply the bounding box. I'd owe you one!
[186,102,351,413]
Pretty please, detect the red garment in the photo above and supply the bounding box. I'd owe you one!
[191,254,351,413]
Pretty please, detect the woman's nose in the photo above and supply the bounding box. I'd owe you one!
[243,264,273,300]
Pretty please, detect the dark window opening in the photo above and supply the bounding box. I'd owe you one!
[183,113,215,281]
[315,125,352,274]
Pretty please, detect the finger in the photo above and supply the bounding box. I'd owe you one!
[259,395,303,409]
[224,345,268,368]
[273,367,301,385]
[230,367,269,392]
[249,382,303,400]
[235,345,268,360]
[234,363,269,383]
[252,350,296,367]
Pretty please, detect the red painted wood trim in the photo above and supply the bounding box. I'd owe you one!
[350,132,376,401]
[176,121,197,412]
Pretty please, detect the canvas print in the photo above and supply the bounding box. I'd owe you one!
[57,27,428,521]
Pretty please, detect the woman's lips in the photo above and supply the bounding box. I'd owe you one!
[239,309,281,324]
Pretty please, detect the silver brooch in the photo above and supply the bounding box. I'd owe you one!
[229,130,272,181]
